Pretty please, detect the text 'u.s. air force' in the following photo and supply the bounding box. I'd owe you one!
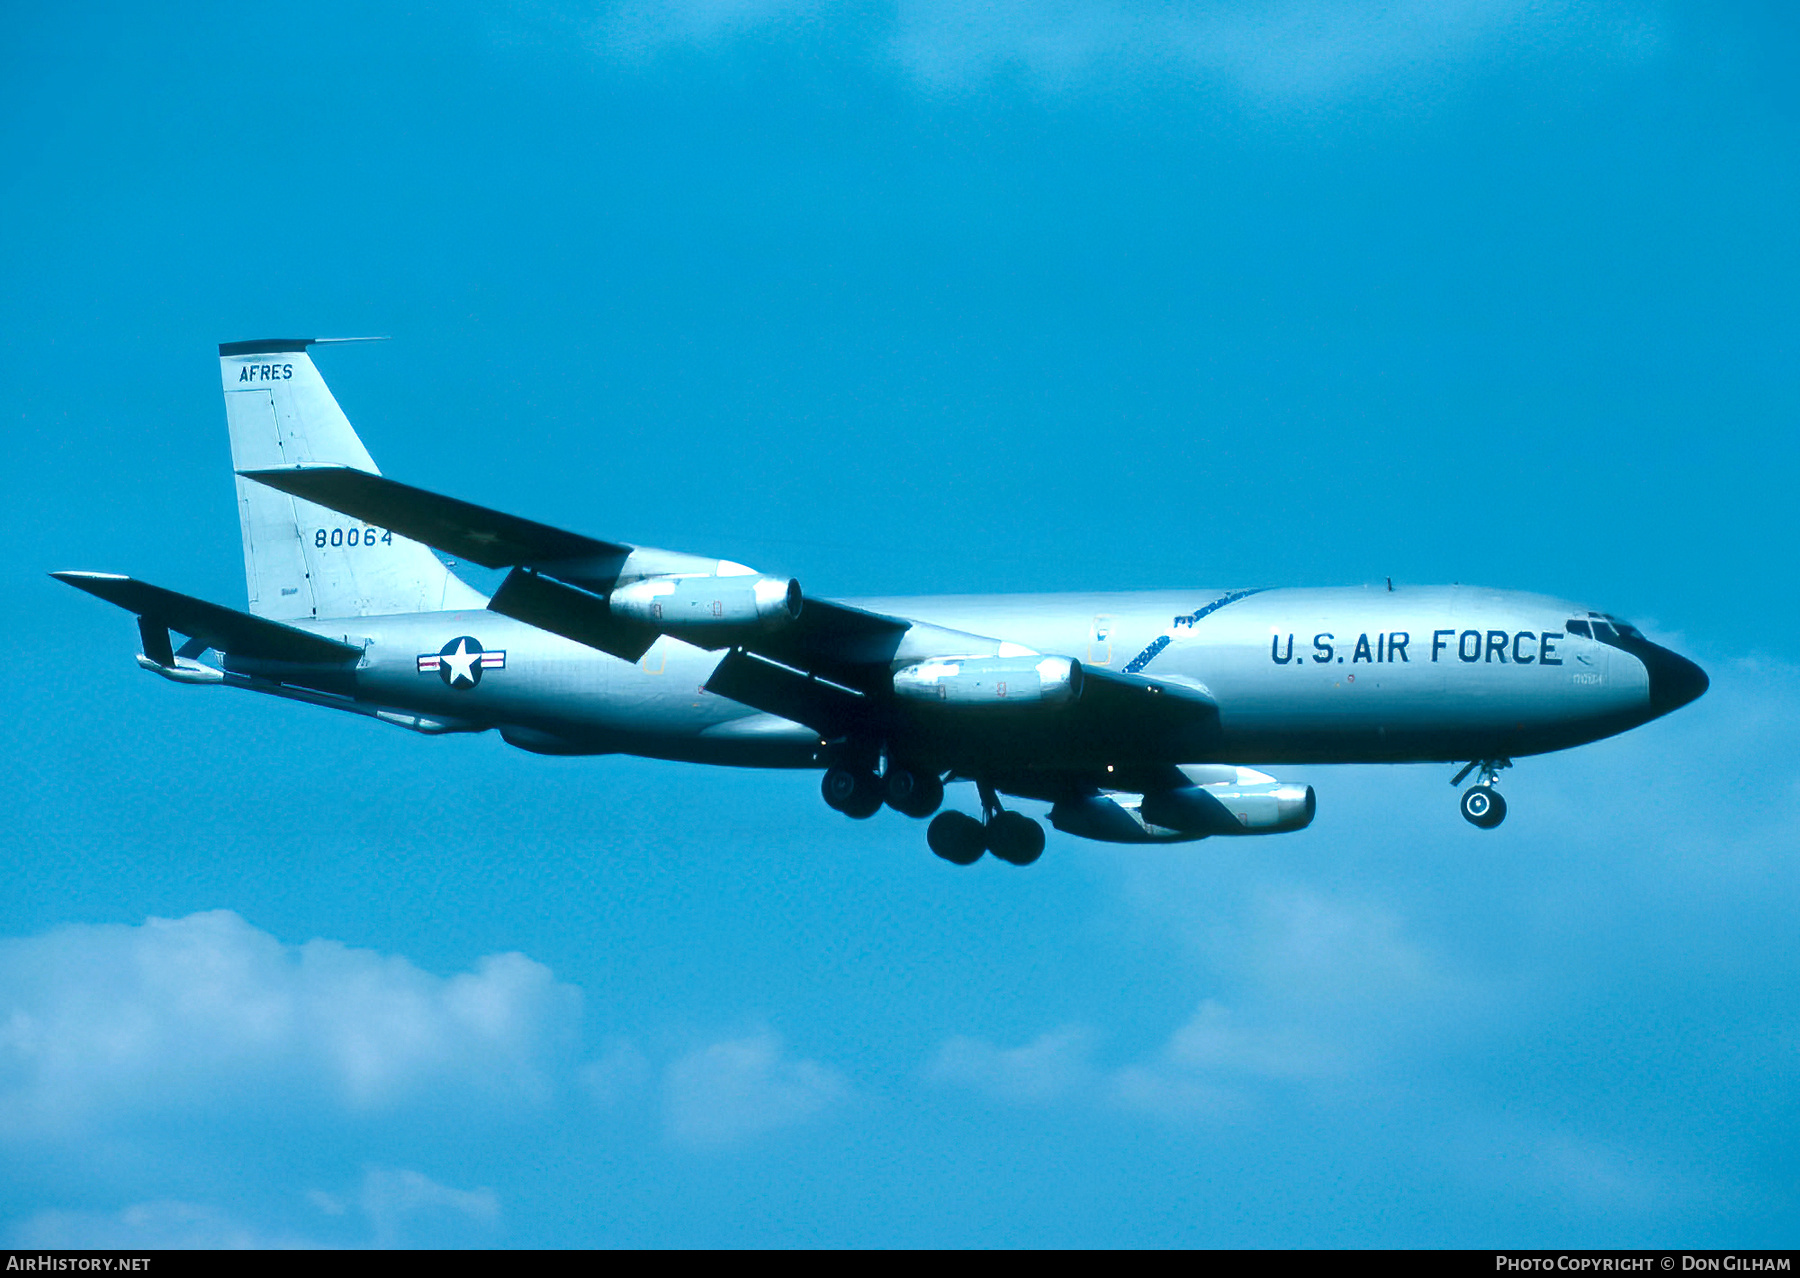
[1269,629,1565,665]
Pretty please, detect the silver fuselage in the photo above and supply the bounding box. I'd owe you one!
[254,584,1690,769]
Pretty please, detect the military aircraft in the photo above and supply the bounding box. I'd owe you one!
[55,339,1709,866]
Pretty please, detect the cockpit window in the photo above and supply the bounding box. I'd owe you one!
[1568,613,1646,645]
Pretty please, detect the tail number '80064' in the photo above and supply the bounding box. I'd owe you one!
[315,527,393,548]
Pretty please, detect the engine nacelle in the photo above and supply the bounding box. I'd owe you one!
[609,574,802,632]
[1049,767,1315,844]
[891,655,1083,708]
[1138,774,1315,836]
[1049,792,1191,844]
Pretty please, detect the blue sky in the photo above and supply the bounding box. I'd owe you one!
[2,0,1796,1247]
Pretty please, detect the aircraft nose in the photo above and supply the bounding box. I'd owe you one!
[1644,643,1709,716]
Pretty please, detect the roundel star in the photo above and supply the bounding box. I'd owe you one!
[440,637,482,688]
[415,633,507,687]
[414,636,505,687]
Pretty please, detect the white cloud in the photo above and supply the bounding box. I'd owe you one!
[9,1167,500,1249]
[1242,887,1448,1013]
[534,0,1662,101]
[928,1002,1345,1120]
[0,910,583,1134]
[663,1029,848,1148]
[358,1167,501,1248]
[891,0,1658,98]
[927,1026,1097,1104]
[1108,999,1340,1118]
[926,880,1472,1122]
[1522,1133,1665,1212]
[9,1200,317,1250]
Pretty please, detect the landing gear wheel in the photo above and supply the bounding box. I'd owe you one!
[1460,784,1507,829]
[822,766,883,819]
[985,811,1045,866]
[885,769,944,819]
[927,811,986,865]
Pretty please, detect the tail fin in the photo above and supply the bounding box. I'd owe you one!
[220,339,487,619]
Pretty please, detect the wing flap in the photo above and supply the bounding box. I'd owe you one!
[703,649,866,739]
[54,572,362,664]
[1067,666,1223,757]
[745,599,913,683]
[485,568,657,663]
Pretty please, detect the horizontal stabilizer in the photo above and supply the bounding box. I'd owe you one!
[240,465,628,569]
[53,572,362,665]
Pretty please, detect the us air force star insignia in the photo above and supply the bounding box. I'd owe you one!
[416,636,505,689]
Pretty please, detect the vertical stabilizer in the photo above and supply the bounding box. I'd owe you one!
[220,339,487,619]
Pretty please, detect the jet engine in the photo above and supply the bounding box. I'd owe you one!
[609,574,802,632]
[1049,766,1315,844]
[1138,777,1314,836]
[891,655,1083,707]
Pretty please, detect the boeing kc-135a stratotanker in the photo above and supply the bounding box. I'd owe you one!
[56,339,1710,866]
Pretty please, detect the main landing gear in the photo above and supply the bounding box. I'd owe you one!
[1451,758,1511,830]
[925,782,1044,867]
[823,764,1043,865]
[821,765,883,819]
[821,764,946,821]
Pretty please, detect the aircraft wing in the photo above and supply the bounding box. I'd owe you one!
[241,464,918,669]
[239,465,628,568]
[702,644,1219,752]
[481,567,916,668]
[237,467,1220,757]
[52,572,362,665]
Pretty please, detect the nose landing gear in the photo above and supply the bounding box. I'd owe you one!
[1459,784,1507,829]
[1452,758,1511,829]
